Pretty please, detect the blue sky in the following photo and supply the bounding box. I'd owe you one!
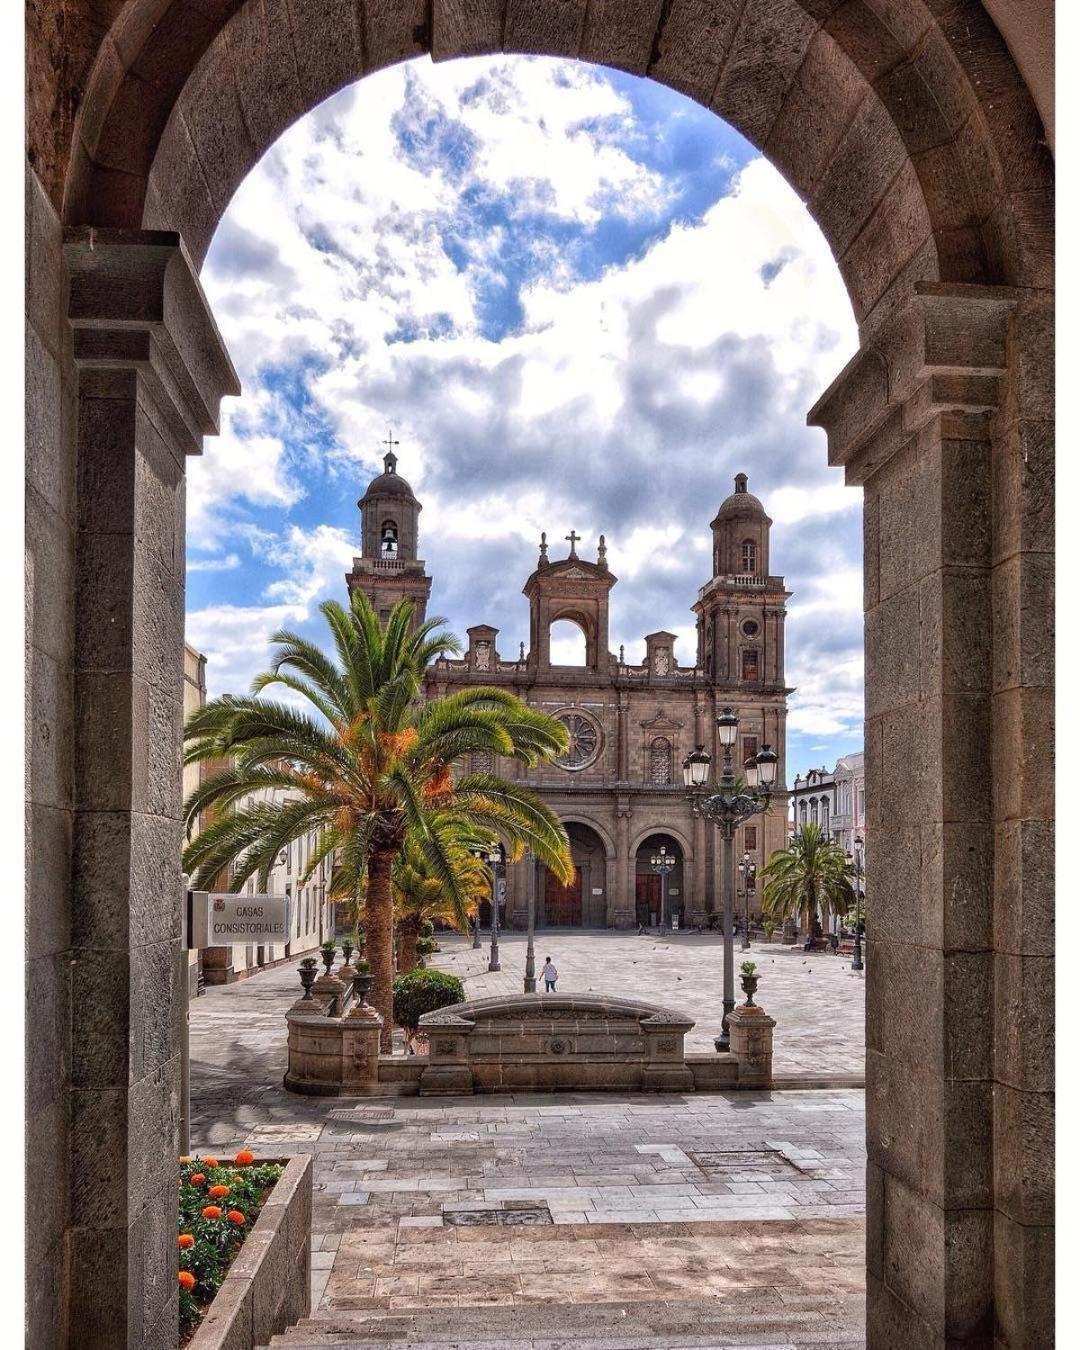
[188,55,863,781]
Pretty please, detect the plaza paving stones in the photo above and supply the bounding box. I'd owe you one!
[430,931,865,1079]
[190,944,865,1347]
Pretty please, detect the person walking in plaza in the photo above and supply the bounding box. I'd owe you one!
[541,956,558,992]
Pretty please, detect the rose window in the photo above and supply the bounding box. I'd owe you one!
[555,713,600,770]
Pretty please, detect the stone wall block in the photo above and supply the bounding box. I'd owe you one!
[176,36,258,218]
[921,822,991,953]
[935,692,990,824]
[129,1176,182,1349]
[25,953,70,1120]
[992,1211,1054,1348]
[919,568,991,699]
[864,584,919,718]
[992,416,1053,564]
[646,0,742,106]
[361,0,429,72]
[839,156,932,322]
[28,801,74,959]
[29,646,75,812]
[866,1048,943,1203]
[993,952,1053,1094]
[992,817,1054,958]
[880,700,934,826]
[26,320,76,526]
[70,947,131,1091]
[130,940,184,1082]
[881,1171,944,1323]
[284,0,364,105]
[580,0,664,76]
[865,1270,938,1350]
[938,434,992,569]
[874,437,938,601]
[27,483,76,667]
[811,90,908,258]
[142,117,219,265]
[942,1207,994,1339]
[70,1086,129,1229]
[991,685,1054,826]
[864,825,920,947]
[221,0,306,167]
[992,1081,1054,1227]
[128,1059,181,1213]
[710,0,817,149]
[26,165,65,358]
[824,0,923,83]
[765,29,865,200]
[76,392,138,535]
[879,943,943,1075]
[991,551,1053,694]
[989,185,1054,292]
[73,671,146,813]
[431,0,504,61]
[504,0,587,56]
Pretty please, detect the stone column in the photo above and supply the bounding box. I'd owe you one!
[65,229,238,1349]
[612,795,633,926]
[810,283,1023,1346]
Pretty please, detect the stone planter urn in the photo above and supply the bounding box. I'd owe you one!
[350,970,374,1007]
[297,959,318,1001]
[340,938,354,969]
[740,973,760,1007]
[320,945,336,975]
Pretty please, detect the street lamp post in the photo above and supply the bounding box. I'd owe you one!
[471,844,502,972]
[847,835,864,972]
[650,844,677,929]
[738,850,756,952]
[683,708,778,1051]
[524,877,537,994]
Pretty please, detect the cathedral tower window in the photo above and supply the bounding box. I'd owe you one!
[380,519,399,558]
[741,648,760,680]
[741,539,757,573]
[649,737,673,785]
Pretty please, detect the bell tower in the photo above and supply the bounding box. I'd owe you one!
[346,437,431,624]
[693,473,789,690]
[522,531,617,672]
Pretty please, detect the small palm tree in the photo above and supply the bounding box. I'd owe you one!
[759,823,854,939]
[182,591,573,1047]
[391,818,490,973]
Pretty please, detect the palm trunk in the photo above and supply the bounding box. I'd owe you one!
[366,849,396,1052]
[398,916,420,974]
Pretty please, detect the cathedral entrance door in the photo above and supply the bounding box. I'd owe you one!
[636,874,662,927]
[544,866,583,927]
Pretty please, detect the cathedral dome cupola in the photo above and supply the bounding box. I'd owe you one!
[358,448,419,506]
[709,471,772,579]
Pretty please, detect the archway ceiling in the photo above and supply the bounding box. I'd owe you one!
[56,0,1051,337]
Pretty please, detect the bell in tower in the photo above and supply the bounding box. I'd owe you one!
[346,431,431,625]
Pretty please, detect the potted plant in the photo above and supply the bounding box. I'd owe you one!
[319,939,336,975]
[297,957,318,1000]
[762,919,776,944]
[739,960,760,1006]
[415,935,437,968]
[340,935,355,968]
[350,958,374,1006]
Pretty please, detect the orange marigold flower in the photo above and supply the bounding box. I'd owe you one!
[208,1185,230,1199]
[202,1156,219,1167]
[178,1271,196,1291]
[178,1234,194,1249]
[201,1205,223,1220]
[234,1150,255,1166]
[227,1210,246,1225]
[189,1173,206,1186]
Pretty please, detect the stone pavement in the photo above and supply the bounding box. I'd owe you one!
[189,960,866,1347]
[430,931,865,1079]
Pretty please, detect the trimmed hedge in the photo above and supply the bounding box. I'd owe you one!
[392,968,464,1033]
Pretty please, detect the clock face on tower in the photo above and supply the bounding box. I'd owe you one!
[554,711,601,770]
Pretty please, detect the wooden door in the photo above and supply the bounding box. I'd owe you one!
[544,866,582,926]
[636,873,661,926]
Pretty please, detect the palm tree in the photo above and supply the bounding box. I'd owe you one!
[759,823,854,939]
[182,591,573,1047]
[390,818,490,973]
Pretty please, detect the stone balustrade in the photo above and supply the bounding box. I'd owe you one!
[284,986,774,1097]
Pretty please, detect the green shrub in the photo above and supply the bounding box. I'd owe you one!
[415,935,437,957]
[418,918,435,939]
[392,969,464,1033]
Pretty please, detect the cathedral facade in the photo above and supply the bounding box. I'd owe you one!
[348,455,792,930]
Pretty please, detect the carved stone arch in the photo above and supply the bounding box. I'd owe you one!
[556,814,617,863]
[629,823,694,859]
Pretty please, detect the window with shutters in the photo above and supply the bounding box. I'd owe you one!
[649,737,673,784]
[744,826,757,851]
[741,649,760,680]
[741,734,758,768]
[741,539,757,573]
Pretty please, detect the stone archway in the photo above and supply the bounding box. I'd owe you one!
[25,4,1053,1347]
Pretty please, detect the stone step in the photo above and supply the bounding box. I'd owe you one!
[262,1293,864,1348]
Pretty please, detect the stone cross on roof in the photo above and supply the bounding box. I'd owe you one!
[565,529,581,558]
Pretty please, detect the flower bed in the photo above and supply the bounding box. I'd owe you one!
[178,1151,284,1344]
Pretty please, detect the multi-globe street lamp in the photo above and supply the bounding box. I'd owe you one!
[683,707,778,1050]
[470,843,502,973]
[846,835,865,972]
[650,843,677,929]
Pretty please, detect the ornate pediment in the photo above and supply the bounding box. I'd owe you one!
[640,707,684,732]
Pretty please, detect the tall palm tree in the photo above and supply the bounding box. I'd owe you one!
[759,823,854,939]
[182,591,573,1047]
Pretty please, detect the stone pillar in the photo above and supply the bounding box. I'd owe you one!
[611,795,633,927]
[65,229,238,1349]
[640,1012,695,1093]
[728,1004,775,1089]
[418,1014,475,1095]
[810,283,1027,1347]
